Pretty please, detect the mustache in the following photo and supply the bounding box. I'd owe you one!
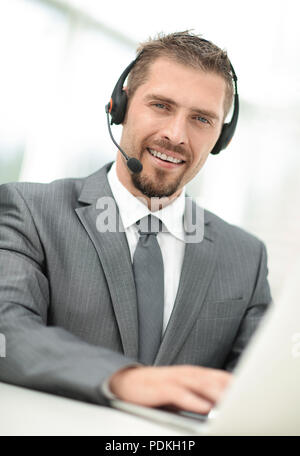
[149,139,187,157]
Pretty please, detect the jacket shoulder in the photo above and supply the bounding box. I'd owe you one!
[0,177,85,207]
[204,208,264,251]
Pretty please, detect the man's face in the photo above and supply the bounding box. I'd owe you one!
[117,57,226,201]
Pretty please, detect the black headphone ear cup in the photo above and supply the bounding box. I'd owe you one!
[211,92,239,155]
[110,89,128,125]
[107,57,140,125]
[211,124,231,155]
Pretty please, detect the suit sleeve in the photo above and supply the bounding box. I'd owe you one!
[0,183,138,405]
[224,241,272,371]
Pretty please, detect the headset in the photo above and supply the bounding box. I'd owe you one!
[105,39,239,174]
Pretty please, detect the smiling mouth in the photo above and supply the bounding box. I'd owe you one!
[147,148,185,164]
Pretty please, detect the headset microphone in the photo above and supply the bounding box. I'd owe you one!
[105,105,143,173]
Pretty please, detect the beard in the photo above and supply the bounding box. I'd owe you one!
[124,137,188,198]
[131,167,184,199]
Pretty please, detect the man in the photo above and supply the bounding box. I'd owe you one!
[0,32,271,415]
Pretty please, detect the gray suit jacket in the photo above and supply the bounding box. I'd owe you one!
[0,162,271,405]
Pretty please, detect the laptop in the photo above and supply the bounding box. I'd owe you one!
[111,260,300,436]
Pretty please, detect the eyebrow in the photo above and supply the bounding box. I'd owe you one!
[144,93,220,122]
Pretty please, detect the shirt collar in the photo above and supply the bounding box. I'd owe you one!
[107,162,186,241]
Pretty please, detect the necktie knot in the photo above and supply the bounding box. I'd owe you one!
[137,215,163,236]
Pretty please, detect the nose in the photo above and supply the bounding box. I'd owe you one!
[160,112,188,145]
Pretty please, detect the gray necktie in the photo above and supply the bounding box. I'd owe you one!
[133,215,164,365]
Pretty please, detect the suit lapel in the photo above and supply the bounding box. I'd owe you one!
[74,163,139,359]
[155,203,218,365]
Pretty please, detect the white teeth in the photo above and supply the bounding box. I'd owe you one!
[148,149,183,164]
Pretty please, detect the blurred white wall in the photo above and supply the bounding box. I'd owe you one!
[1,0,300,300]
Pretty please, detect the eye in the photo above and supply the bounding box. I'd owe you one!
[195,116,209,124]
[153,103,167,110]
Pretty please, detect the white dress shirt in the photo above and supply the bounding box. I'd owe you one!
[107,162,186,333]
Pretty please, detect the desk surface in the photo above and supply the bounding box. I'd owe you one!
[0,381,187,436]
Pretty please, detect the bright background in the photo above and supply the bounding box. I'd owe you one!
[1,0,300,301]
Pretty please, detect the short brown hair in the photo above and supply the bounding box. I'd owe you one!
[127,31,234,118]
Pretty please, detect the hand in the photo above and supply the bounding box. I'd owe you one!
[109,365,232,415]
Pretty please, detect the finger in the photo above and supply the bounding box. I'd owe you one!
[190,379,228,403]
[162,386,214,415]
[174,367,232,404]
